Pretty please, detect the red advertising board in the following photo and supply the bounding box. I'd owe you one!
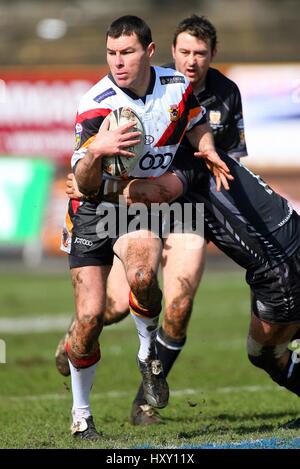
[0,67,107,164]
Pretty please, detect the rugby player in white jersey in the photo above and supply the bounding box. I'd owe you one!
[60,15,231,440]
[56,15,245,426]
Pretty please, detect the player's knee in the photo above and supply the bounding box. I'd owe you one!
[247,335,264,367]
[68,313,103,357]
[163,294,193,339]
[129,266,156,290]
[129,267,162,308]
[247,349,287,385]
[247,335,297,388]
[66,316,101,369]
[78,312,103,334]
[247,335,280,373]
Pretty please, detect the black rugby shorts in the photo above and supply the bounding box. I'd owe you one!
[249,247,300,324]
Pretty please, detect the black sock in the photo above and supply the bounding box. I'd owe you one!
[156,326,186,377]
[133,326,186,405]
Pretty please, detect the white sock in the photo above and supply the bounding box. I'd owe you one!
[130,313,159,362]
[69,360,98,422]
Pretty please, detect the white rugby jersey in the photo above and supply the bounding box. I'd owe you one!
[72,66,206,178]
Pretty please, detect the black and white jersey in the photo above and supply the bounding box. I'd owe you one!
[164,64,247,158]
[72,66,206,178]
[174,148,300,274]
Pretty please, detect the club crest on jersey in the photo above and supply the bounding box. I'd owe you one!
[209,110,221,126]
[144,135,154,145]
[74,123,83,150]
[168,105,179,122]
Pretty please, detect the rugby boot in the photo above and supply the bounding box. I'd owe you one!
[137,356,169,408]
[130,401,164,425]
[55,317,75,376]
[71,416,101,441]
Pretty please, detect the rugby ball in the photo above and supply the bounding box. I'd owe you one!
[102,107,144,179]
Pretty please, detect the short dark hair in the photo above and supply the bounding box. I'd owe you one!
[106,15,152,50]
[173,15,217,52]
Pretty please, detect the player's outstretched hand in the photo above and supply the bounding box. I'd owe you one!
[194,150,234,191]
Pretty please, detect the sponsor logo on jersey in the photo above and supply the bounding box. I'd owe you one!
[209,110,221,126]
[93,88,116,103]
[74,237,93,246]
[74,123,83,150]
[168,104,179,122]
[160,76,185,85]
[201,96,217,107]
[139,151,173,170]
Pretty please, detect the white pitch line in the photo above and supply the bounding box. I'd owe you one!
[0,315,72,333]
[0,315,133,334]
[5,384,279,402]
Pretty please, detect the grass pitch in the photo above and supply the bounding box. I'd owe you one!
[0,263,300,449]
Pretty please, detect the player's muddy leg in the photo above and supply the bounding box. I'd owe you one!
[55,256,129,377]
[114,231,169,409]
[159,233,206,376]
[55,317,76,377]
[104,255,130,325]
[130,233,205,425]
[67,265,110,440]
[247,313,300,396]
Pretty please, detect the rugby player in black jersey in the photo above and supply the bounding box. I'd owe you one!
[124,150,300,421]
[61,143,300,433]
[55,15,249,426]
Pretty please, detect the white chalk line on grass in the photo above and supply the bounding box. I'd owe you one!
[0,315,133,333]
[5,384,279,402]
[0,316,244,350]
[0,316,244,352]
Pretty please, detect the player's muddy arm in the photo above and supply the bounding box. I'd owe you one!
[116,172,183,206]
[67,172,183,206]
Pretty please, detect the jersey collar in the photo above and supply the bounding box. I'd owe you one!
[108,67,156,102]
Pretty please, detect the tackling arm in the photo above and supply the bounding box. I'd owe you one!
[121,173,183,205]
[186,121,215,154]
[186,122,234,191]
[66,172,183,207]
